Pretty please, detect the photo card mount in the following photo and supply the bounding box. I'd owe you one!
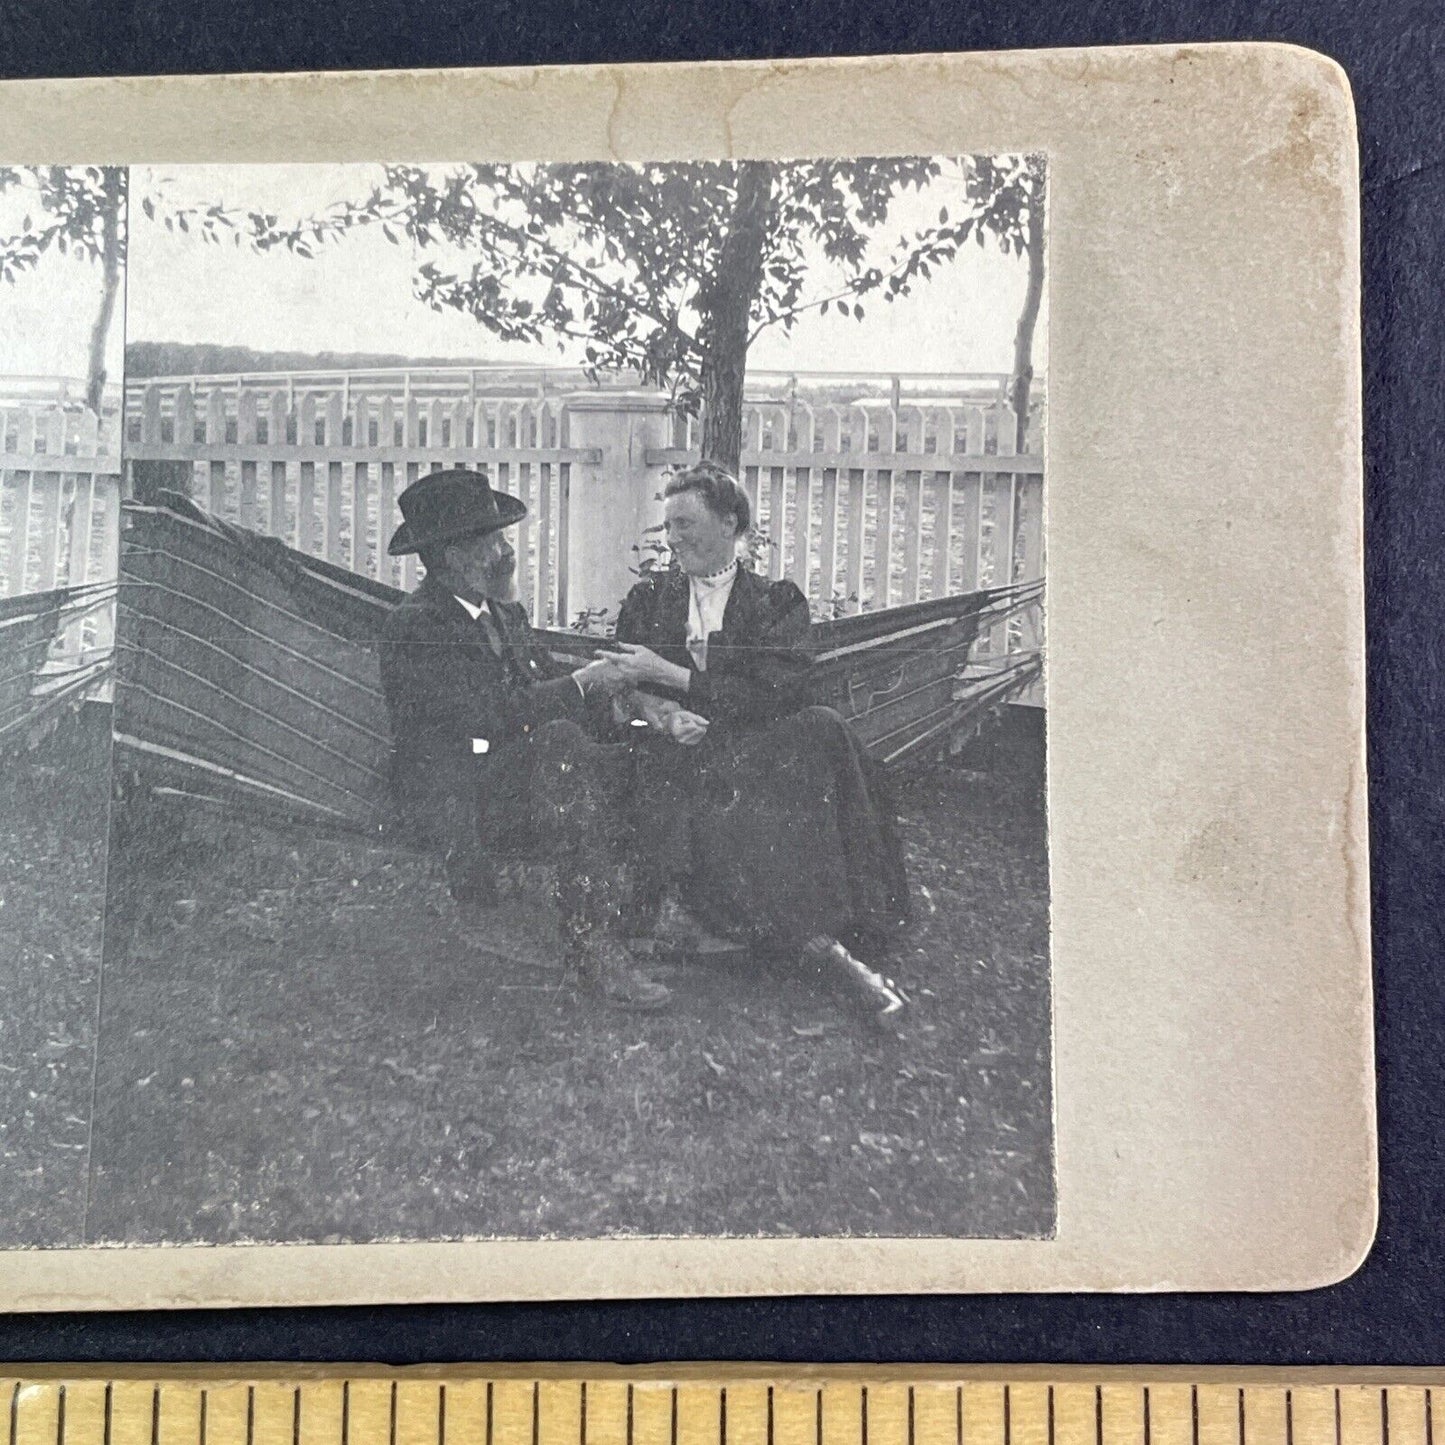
[0,43,1371,1307]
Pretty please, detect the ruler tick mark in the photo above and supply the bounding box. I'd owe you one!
[0,1374,1439,1445]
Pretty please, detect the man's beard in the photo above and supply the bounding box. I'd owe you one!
[484,561,518,601]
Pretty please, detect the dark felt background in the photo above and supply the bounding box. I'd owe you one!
[0,0,1439,1367]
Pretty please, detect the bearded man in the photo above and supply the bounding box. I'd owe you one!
[378,467,670,1011]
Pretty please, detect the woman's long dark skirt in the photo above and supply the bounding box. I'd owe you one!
[632,704,911,956]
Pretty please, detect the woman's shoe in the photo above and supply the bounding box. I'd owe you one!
[803,935,909,1030]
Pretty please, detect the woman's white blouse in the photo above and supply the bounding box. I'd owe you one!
[685,562,740,671]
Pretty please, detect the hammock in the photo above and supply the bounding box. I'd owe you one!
[111,493,1042,833]
[0,579,117,755]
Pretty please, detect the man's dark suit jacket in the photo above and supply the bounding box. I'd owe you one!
[378,575,591,853]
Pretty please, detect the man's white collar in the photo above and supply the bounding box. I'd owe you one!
[453,593,490,621]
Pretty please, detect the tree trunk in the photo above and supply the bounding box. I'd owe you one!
[1008,168,1046,454]
[85,168,125,416]
[699,341,748,479]
[697,161,774,477]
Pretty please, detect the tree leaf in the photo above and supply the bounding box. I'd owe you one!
[122,156,1039,476]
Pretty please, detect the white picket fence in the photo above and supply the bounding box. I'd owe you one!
[129,364,1035,414]
[119,372,1045,704]
[125,383,591,626]
[0,396,122,666]
[661,398,1044,665]
[0,367,1045,732]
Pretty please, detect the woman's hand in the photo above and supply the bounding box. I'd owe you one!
[598,642,691,692]
[664,709,711,746]
[571,656,629,698]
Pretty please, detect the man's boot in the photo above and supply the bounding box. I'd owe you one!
[646,892,748,959]
[572,934,672,1012]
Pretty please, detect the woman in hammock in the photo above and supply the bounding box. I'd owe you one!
[602,460,912,1027]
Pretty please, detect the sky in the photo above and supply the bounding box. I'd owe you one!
[0,160,1047,386]
[0,174,126,387]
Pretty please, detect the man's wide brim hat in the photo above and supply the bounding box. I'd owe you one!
[387,467,527,556]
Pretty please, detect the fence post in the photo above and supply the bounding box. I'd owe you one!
[237,388,259,529]
[2,405,35,596]
[205,389,227,514]
[91,477,120,659]
[130,384,189,504]
[561,392,673,624]
[268,389,289,537]
[816,408,842,607]
[789,403,815,594]
[928,409,957,599]
[984,403,1019,659]
[32,410,67,592]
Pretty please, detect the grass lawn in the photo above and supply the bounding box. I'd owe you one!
[32,711,1053,1246]
[0,705,111,1247]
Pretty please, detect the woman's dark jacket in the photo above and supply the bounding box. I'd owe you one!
[615,564,910,952]
[613,565,814,731]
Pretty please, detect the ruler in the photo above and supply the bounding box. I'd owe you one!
[3,1373,1441,1445]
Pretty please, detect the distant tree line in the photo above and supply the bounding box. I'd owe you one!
[123,341,508,379]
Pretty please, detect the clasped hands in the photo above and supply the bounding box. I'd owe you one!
[574,641,670,691]
[574,641,690,697]
[653,705,710,745]
[598,641,692,692]
[572,644,708,746]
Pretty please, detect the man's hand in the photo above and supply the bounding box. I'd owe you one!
[664,709,711,746]
[598,642,691,692]
[572,656,629,698]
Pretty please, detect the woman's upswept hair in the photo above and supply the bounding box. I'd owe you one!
[663,459,751,536]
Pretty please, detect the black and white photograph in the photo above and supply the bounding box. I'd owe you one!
[0,164,125,1246]
[5,154,1051,1247]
